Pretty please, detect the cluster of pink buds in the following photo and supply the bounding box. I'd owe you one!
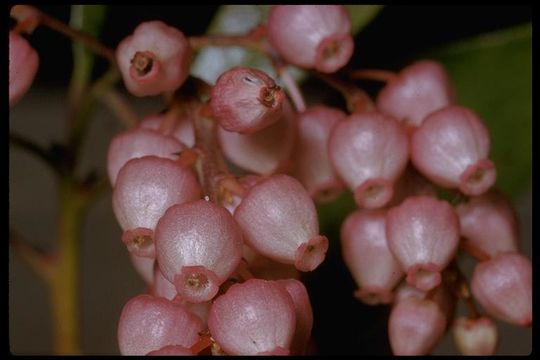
[338,58,531,355]
[11,3,527,356]
[9,1,532,356]
[109,7,352,354]
[107,6,531,355]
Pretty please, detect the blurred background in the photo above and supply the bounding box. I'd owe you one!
[9,5,532,355]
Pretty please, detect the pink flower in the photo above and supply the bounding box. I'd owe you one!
[9,31,39,107]
[116,21,191,96]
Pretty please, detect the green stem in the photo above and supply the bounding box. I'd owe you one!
[68,66,120,158]
[50,178,89,354]
[9,133,63,175]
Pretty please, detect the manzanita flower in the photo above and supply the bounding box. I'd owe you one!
[388,297,447,355]
[456,191,519,257]
[112,156,201,257]
[116,20,191,96]
[452,316,498,355]
[107,127,186,185]
[377,60,456,128]
[328,112,409,209]
[471,252,532,326]
[220,175,262,215]
[9,30,39,107]
[154,200,243,303]
[138,113,195,148]
[129,253,155,285]
[411,105,496,195]
[146,345,193,356]
[386,196,460,291]
[234,174,328,272]
[152,264,178,301]
[394,281,456,328]
[117,294,204,355]
[218,100,296,175]
[276,279,313,355]
[267,5,354,73]
[211,67,284,134]
[341,209,404,305]
[208,279,296,355]
[294,106,346,203]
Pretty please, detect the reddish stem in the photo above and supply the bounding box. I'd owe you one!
[445,261,480,319]
[460,238,491,262]
[314,72,375,113]
[189,34,263,51]
[348,69,398,83]
[11,5,115,62]
[192,104,229,202]
[190,331,214,355]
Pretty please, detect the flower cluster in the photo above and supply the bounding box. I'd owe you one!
[9,4,531,356]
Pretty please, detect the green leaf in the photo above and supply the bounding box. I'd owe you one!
[345,5,384,34]
[190,5,271,84]
[191,5,384,84]
[429,23,532,200]
[317,192,357,240]
[69,5,107,89]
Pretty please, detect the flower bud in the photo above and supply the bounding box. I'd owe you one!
[107,128,185,185]
[452,316,498,355]
[394,281,456,327]
[218,100,296,175]
[117,294,204,355]
[116,21,191,96]
[341,209,403,305]
[411,105,496,196]
[234,175,328,272]
[471,252,532,326]
[276,279,313,355]
[152,264,177,301]
[9,31,39,107]
[328,112,409,209]
[208,279,296,355]
[377,60,456,127]
[146,345,193,356]
[456,191,519,257]
[211,67,284,134]
[386,196,460,291]
[155,200,243,303]
[129,253,154,285]
[138,113,195,148]
[268,5,354,73]
[388,298,446,355]
[220,175,262,215]
[183,300,211,324]
[294,106,346,203]
[112,156,201,257]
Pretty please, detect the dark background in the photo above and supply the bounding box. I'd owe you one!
[9,5,532,355]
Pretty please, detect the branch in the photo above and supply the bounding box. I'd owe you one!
[348,69,398,83]
[10,231,55,284]
[100,89,138,128]
[445,261,480,319]
[11,5,116,63]
[188,25,266,52]
[313,71,375,113]
[10,133,63,175]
